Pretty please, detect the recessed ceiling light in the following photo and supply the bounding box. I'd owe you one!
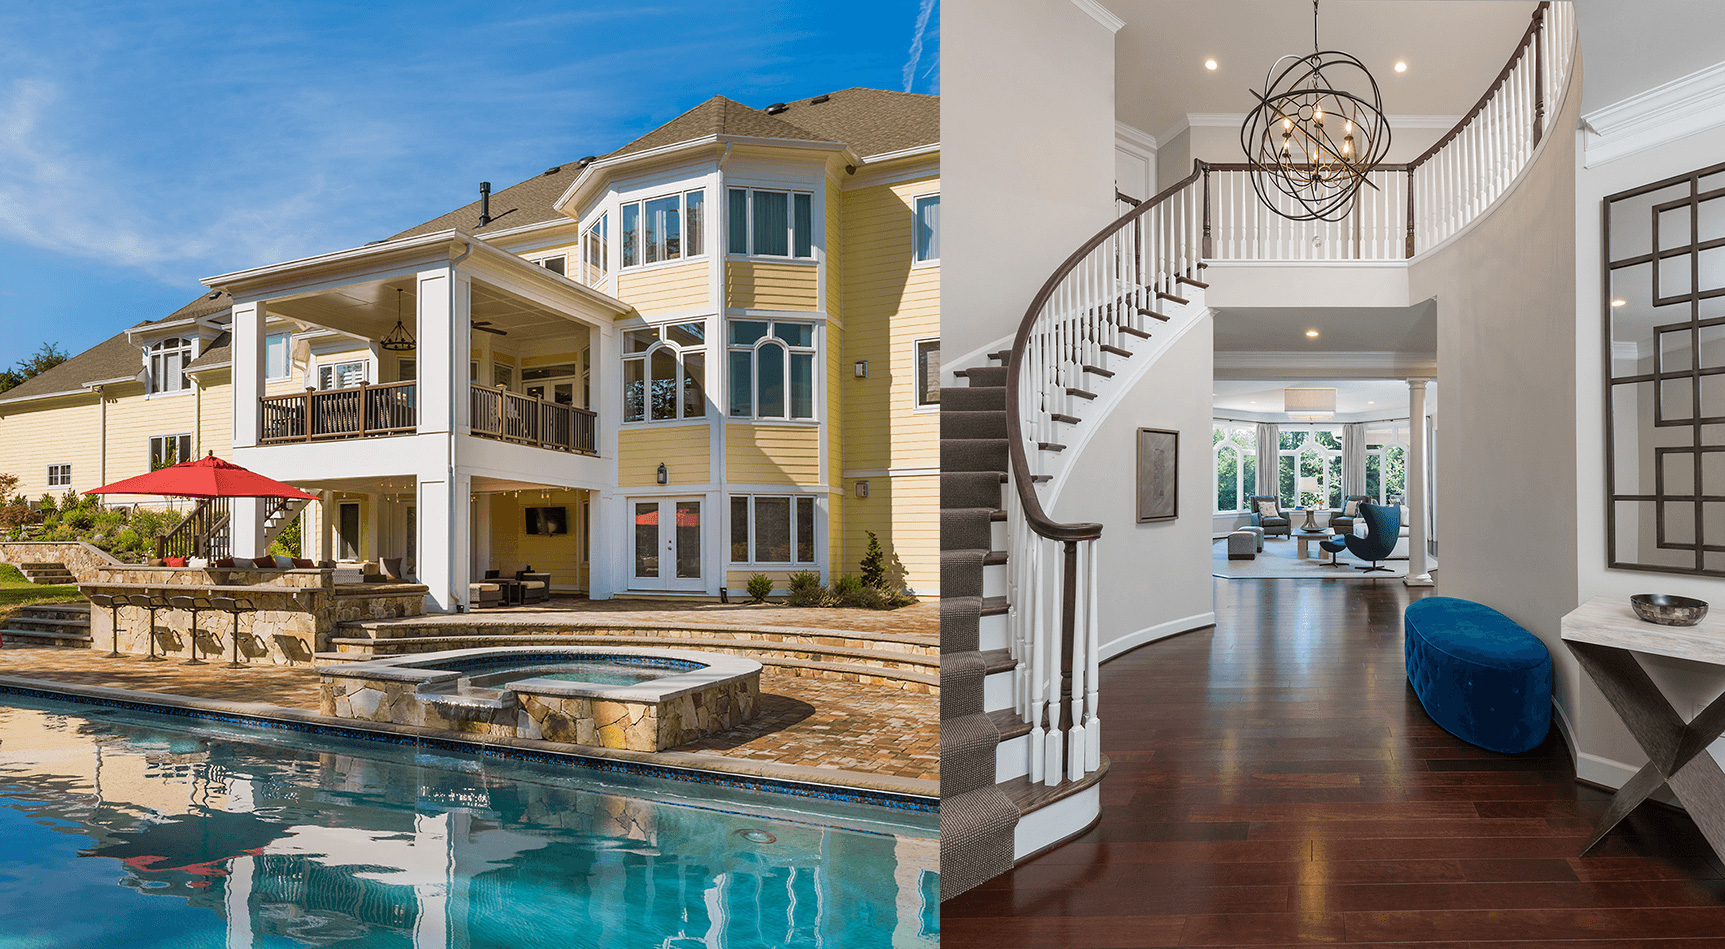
[1611,298,1627,307]
[1204,59,1218,70]
[1305,330,1320,337]
[1368,400,1376,404]
[1394,61,1408,73]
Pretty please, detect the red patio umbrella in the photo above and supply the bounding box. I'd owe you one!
[85,453,317,501]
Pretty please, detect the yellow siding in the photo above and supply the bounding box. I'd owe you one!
[840,174,940,473]
[197,378,235,459]
[838,472,939,592]
[725,568,816,591]
[101,387,204,488]
[616,261,709,316]
[725,261,818,311]
[726,424,819,485]
[0,396,103,498]
[619,426,711,487]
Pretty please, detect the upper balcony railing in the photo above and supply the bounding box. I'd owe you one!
[1002,2,1576,791]
[256,381,596,455]
[470,384,597,455]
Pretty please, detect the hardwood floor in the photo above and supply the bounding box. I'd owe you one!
[942,577,1725,947]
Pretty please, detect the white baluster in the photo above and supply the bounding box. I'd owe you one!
[1067,539,1086,783]
[1042,537,1063,787]
[1027,531,1045,782]
[1085,536,1102,773]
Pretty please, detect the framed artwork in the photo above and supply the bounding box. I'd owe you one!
[1136,427,1178,522]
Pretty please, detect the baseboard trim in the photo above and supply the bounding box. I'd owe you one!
[1013,783,1101,860]
[1101,611,1217,663]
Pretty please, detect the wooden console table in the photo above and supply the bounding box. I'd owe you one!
[1561,596,1725,859]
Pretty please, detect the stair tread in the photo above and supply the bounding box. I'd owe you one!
[998,754,1112,815]
[1120,326,1153,339]
[2,629,93,641]
[977,648,1014,674]
[1099,344,1130,357]
[980,595,1008,616]
[4,617,91,628]
[988,708,1032,741]
[1080,365,1114,378]
[1156,290,1189,306]
[1065,387,1097,400]
[1051,413,1081,424]
[983,551,1008,566]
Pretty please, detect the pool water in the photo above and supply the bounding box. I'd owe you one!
[431,655,700,687]
[0,696,938,948]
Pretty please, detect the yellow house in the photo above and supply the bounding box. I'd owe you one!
[0,88,940,609]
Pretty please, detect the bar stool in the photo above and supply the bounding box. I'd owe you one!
[209,597,255,668]
[125,593,166,662]
[87,593,124,658]
[167,595,210,665]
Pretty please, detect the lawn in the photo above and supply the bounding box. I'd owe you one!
[0,564,80,623]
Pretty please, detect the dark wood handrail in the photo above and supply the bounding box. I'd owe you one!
[1410,2,1549,169]
[1005,162,1207,543]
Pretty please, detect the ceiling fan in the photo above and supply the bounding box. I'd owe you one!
[471,320,508,336]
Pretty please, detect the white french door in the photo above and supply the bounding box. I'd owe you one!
[631,497,704,591]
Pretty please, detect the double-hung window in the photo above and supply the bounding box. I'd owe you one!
[623,321,706,422]
[728,320,815,420]
[150,434,192,470]
[264,333,291,380]
[620,190,704,268]
[727,188,814,258]
[914,194,940,263]
[729,495,817,564]
[147,337,194,393]
[537,255,567,276]
[46,464,71,487]
[317,359,367,391]
[582,213,609,286]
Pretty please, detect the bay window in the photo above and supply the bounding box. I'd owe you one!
[727,187,814,258]
[582,212,608,286]
[147,337,194,393]
[623,321,706,422]
[729,494,817,564]
[1278,428,1343,509]
[619,189,704,268]
[1212,423,1257,514]
[914,194,940,263]
[728,320,815,419]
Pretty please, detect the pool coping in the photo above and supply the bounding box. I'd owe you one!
[329,645,763,703]
[0,674,939,812]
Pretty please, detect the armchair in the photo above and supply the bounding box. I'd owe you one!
[1340,501,1401,573]
[1249,496,1290,538]
[1329,495,1371,533]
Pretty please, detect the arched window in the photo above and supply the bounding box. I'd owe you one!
[623,322,705,423]
[728,320,815,419]
[1365,423,1412,505]
[147,337,194,393]
[1277,427,1343,509]
[1212,423,1257,513]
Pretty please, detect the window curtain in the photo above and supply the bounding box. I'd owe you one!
[1342,422,1368,498]
[1254,423,1279,498]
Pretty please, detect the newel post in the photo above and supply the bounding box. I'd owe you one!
[1201,166,1213,260]
[1404,168,1417,259]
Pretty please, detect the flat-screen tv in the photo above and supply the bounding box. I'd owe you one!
[525,506,568,536]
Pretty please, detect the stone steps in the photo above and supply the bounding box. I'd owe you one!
[16,563,76,585]
[3,602,91,648]
[339,617,937,656]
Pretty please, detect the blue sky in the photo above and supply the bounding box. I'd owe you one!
[0,1,939,363]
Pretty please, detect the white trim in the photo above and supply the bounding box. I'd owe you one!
[912,335,941,413]
[856,143,939,166]
[911,193,940,267]
[840,467,939,479]
[1213,350,1439,378]
[1100,611,1217,662]
[1583,61,1725,167]
[1068,0,1124,33]
[1114,120,1158,154]
[1013,783,1100,860]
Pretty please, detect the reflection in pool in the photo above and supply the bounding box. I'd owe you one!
[0,697,938,948]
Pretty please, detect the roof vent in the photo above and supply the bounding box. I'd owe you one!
[764,102,788,115]
[478,181,493,227]
[577,155,597,167]
[206,291,221,300]
[543,165,561,176]
[809,94,830,105]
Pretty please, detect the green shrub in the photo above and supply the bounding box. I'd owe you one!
[63,506,95,531]
[785,571,823,607]
[860,531,886,588]
[745,574,773,603]
[826,574,865,607]
[36,493,55,512]
[269,515,303,558]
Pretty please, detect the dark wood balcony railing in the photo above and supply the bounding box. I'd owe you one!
[259,381,417,444]
[470,384,597,455]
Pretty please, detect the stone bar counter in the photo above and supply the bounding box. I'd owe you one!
[81,565,427,665]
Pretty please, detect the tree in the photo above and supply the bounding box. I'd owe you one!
[0,343,68,395]
[860,531,886,588]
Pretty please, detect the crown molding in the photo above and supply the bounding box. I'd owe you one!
[1213,350,1438,379]
[1115,121,1158,154]
[1583,61,1725,167]
[1070,0,1125,33]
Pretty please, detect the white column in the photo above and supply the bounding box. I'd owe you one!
[230,301,270,557]
[417,269,457,436]
[363,492,381,562]
[1405,379,1433,587]
[417,473,472,612]
[225,854,255,949]
[318,491,334,562]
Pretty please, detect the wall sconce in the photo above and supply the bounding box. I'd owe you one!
[854,360,868,378]
[656,463,668,485]
[855,480,869,498]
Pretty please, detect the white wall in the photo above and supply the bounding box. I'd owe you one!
[1574,115,1725,788]
[944,0,1121,371]
[1575,0,1725,114]
[1049,315,1217,658]
[1405,64,1581,752]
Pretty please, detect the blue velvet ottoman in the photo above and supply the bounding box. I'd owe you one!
[1404,597,1552,754]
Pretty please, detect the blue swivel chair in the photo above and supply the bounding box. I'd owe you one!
[1333,501,1401,573]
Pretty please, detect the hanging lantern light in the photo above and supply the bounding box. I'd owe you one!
[1241,0,1391,222]
[380,288,416,352]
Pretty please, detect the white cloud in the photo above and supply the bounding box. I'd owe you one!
[903,0,938,93]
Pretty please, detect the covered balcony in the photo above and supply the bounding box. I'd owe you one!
[257,380,598,454]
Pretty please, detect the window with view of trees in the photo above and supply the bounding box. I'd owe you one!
[1212,424,1257,513]
[623,322,706,423]
[1278,428,1344,510]
[728,320,815,419]
[1365,423,1411,505]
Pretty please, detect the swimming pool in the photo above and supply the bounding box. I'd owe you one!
[0,694,938,947]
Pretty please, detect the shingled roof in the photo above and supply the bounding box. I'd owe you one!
[18,87,937,402]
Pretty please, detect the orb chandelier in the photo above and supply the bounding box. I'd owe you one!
[1240,0,1391,222]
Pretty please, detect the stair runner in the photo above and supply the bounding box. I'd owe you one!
[2,602,92,647]
[16,562,76,585]
[939,364,1019,899]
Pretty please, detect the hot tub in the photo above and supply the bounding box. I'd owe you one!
[318,646,761,751]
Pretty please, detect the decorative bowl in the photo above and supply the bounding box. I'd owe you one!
[1630,593,1709,627]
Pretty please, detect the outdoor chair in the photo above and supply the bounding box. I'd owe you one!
[167,595,210,665]
[87,593,124,658]
[208,597,257,667]
[126,594,168,662]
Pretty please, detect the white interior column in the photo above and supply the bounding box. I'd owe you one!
[1405,378,1433,587]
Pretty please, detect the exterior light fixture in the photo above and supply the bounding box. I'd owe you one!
[656,464,668,485]
[1241,0,1391,222]
[380,288,417,352]
[854,360,868,378]
[855,480,869,499]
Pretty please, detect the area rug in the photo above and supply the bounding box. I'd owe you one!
[1212,534,1411,580]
